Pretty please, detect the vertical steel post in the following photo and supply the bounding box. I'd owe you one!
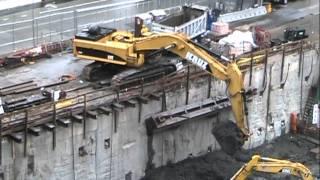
[240,0,244,10]
[83,95,87,139]
[280,45,286,82]
[161,74,167,112]
[207,75,212,98]
[138,101,142,123]
[185,65,190,105]
[138,78,144,123]
[24,110,28,157]
[71,110,76,180]
[116,87,120,102]
[113,110,117,133]
[300,53,304,120]
[298,42,303,77]
[263,51,268,85]
[264,64,274,142]
[0,115,2,165]
[53,102,57,150]
[260,50,268,95]
[249,52,253,86]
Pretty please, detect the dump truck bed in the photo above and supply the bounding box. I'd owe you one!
[151,5,208,38]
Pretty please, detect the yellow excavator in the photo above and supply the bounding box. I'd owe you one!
[73,18,249,141]
[73,19,316,180]
[232,155,314,180]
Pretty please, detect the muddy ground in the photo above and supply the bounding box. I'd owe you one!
[142,134,320,180]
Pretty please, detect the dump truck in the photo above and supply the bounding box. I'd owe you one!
[151,5,209,39]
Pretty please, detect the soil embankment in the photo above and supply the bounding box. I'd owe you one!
[142,134,319,180]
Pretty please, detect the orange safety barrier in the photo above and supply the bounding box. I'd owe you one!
[290,112,298,134]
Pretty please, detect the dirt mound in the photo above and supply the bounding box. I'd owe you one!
[249,134,318,164]
[142,121,247,180]
[142,151,243,180]
[142,135,319,180]
[212,121,244,155]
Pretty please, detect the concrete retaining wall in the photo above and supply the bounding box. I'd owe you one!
[0,49,318,180]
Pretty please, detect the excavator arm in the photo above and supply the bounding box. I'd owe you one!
[74,29,249,137]
[133,33,249,137]
[231,155,314,180]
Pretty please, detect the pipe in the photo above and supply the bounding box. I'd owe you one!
[280,45,286,82]
[264,64,274,142]
[52,103,57,149]
[249,52,253,86]
[185,65,190,105]
[83,95,87,139]
[260,50,268,96]
[300,52,304,123]
[24,110,28,157]
[304,57,313,81]
[280,63,291,89]
[298,42,303,77]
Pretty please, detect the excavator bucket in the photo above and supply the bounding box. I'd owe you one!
[212,120,245,155]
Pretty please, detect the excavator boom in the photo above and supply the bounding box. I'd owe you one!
[74,27,249,138]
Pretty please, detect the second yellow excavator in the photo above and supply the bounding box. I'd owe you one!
[73,18,249,142]
[232,155,314,180]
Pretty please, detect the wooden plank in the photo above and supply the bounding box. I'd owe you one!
[121,100,137,108]
[86,110,97,119]
[71,114,83,123]
[136,96,148,104]
[148,93,161,101]
[0,80,33,90]
[28,127,41,136]
[98,106,112,115]
[57,118,71,128]
[43,123,55,131]
[8,134,23,143]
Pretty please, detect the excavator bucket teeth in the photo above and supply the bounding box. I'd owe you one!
[212,121,245,155]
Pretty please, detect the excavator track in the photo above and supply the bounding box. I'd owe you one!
[111,63,176,88]
[82,61,177,88]
[82,62,123,81]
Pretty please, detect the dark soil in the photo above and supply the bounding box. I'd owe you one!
[142,134,320,180]
[142,151,243,180]
[212,121,244,156]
